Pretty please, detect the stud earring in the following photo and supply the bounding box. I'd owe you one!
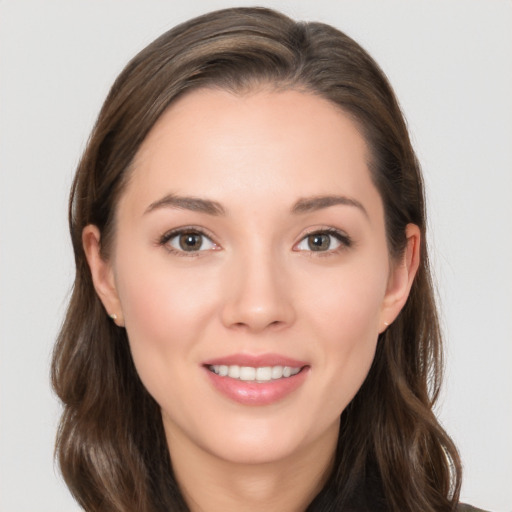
[383,321,390,327]
[109,313,118,321]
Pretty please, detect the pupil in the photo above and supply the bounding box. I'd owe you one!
[308,234,329,251]
[180,233,202,251]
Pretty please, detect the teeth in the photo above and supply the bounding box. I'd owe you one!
[271,366,283,379]
[228,365,240,379]
[239,367,256,381]
[209,365,301,382]
[256,367,272,381]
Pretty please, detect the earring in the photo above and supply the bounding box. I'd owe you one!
[383,321,390,327]
[109,313,118,321]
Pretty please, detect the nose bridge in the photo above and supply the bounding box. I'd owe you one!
[221,240,295,332]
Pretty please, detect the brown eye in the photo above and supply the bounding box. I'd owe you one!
[295,230,350,253]
[165,230,217,253]
[307,233,331,251]
[179,233,203,251]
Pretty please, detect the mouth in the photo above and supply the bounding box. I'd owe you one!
[202,354,310,405]
[207,364,303,382]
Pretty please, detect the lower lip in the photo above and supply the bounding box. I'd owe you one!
[204,366,309,406]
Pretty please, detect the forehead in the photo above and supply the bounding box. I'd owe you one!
[123,87,379,217]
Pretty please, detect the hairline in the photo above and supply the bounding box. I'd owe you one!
[99,82,385,261]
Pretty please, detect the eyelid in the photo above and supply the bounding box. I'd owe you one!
[158,226,220,255]
[157,225,352,256]
[293,227,353,253]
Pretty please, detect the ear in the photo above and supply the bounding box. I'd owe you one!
[379,224,421,333]
[82,225,124,326]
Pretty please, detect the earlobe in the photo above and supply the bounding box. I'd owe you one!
[379,224,421,332]
[82,225,124,326]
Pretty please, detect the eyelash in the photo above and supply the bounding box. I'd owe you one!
[158,227,218,257]
[158,227,353,257]
[294,228,353,256]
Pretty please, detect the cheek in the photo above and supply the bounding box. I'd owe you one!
[307,257,387,339]
[303,258,387,406]
[112,244,220,384]
[119,269,217,336]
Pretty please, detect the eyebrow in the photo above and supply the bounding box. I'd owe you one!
[291,195,368,218]
[144,194,225,216]
[144,193,368,218]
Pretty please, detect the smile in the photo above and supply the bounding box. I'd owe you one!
[203,354,310,405]
[208,365,302,382]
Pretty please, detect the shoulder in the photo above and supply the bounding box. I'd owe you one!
[458,504,490,512]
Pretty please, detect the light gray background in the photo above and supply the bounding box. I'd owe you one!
[1,1,511,511]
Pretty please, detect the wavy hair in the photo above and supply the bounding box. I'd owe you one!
[52,7,461,511]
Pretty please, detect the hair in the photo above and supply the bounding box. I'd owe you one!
[52,6,462,512]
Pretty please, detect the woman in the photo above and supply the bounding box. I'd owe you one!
[52,7,483,512]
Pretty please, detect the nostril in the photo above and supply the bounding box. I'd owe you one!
[228,319,286,332]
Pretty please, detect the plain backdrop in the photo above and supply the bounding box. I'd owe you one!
[1,1,511,511]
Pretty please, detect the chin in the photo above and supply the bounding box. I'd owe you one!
[205,430,306,465]
[195,412,339,466]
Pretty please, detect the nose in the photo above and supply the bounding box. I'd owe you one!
[220,249,296,333]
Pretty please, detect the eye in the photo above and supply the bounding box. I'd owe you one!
[162,229,218,253]
[295,230,351,252]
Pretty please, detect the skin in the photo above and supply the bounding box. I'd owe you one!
[84,88,420,512]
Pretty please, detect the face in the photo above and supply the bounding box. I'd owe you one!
[86,88,416,466]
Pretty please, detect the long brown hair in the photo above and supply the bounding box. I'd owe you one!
[52,7,461,511]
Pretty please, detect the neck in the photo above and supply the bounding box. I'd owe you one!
[165,421,338,512]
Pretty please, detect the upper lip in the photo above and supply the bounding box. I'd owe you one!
[203,353,308,368]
